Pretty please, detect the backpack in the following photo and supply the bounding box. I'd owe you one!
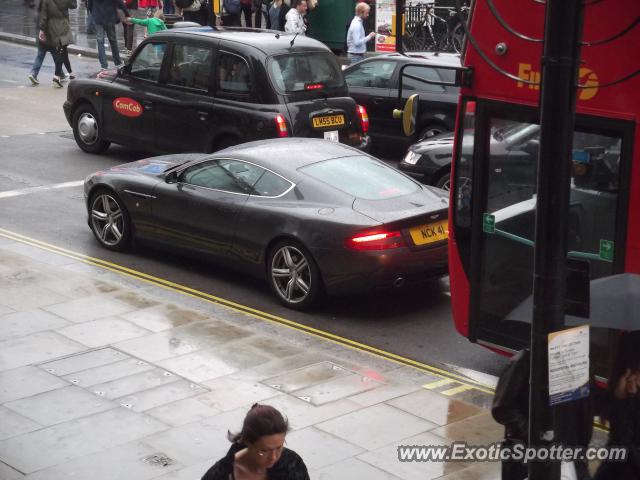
[223,0,241,14]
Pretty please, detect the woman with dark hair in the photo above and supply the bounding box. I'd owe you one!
[594,331,640,480]
[201,404,309,480]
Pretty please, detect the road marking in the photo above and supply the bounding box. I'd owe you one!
[0,180,84,199]
[441,384,475,396]
[0,227,497,395]
[423,378,456,390]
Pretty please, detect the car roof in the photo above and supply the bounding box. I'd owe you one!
[352,52,462,69]
[151,27,331,56]
[214,138,365,178]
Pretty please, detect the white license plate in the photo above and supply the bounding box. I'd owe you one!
[324,130,339,143]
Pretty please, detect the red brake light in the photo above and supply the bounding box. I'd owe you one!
[356,105,369,133]
[305,83,324,90]
[466,101,476,114]
[275,114,288,138]
[345,230,405,250]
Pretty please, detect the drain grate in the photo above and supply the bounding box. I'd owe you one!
[142,453,174,467]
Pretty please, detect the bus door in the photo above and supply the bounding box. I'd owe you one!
[452,98,634,380]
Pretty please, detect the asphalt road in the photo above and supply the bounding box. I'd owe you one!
[0,40,508,378]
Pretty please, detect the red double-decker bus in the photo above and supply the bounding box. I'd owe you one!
[447,0,640,382]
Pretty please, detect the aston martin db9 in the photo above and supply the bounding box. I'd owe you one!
[84,139,449,309]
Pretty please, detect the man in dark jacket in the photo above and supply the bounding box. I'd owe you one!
[492,349,594,480]
[36,0,77,86]
[88,0,128,69]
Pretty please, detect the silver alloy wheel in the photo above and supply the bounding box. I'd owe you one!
[77,112,99,145]
[420,127,444,140]
[270,245,312,304]
[90,193,125,247]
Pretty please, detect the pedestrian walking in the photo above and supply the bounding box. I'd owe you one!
[88,0,128,70]
[593,331,640,480]
[239,0,252,27]
[179,0,203,24]
[201,403,309,480]
[82,0,96,33]
[346,2,375,65]
[253,0,265,28]
[284,0,306,35]
[126,9,166,34]
[265,0,288,31]
[121,0,138,54]
[35,0,77,87]
[492,349,593,480]
[139,0,162,18]
[222,0,241,26]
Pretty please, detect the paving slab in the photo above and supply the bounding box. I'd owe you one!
[120,304,209,332]
[4,385,117,426]
[115,379,208,412]
[0,309,71,342]
[0,408,168,473]
[0,461,24,480]
[0,332,86,372]
[0,284,71,312]
[198,376,281,412]
[62,357,155,387]
[56,316,152,348]
[0,366,68,403]
[39,348,128,376]
[316,404,437,451]
[42,294,138,323]
[387,388,484,426]
[291,373,385,406]
[146,397,222,428]
[285,426,365,471]
[23,440,185,480]
[89,368,182,400]
[0,405,42,441]
[262,361,351,393]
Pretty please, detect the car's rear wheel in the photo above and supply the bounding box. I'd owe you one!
[268,240,321,309]
[73,104,110,154]
[435,172,451,191]
[89,189,131,251]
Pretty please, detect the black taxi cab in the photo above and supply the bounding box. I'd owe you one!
[63,27,371,154]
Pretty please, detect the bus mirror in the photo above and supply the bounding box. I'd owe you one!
[392,94,419,137]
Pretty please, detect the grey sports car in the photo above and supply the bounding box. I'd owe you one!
[84,139,449,309]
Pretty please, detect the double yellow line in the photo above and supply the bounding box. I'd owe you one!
[0,227,495,395]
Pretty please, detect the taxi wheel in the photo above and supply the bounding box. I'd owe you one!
[267,240,322,310]
[435,172,451,191]
[73,105,110,154]
[418,124,446,141]
[89,189,131,251]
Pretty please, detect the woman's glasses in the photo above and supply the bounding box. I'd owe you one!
[254,441,285,457]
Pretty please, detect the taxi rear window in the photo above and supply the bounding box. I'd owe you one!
[269,53,345,93]
[300,155,419,200]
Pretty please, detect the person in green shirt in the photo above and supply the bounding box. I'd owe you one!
[125,9,166,35]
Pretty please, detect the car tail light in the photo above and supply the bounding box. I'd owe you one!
[356,105,369,133]
[305,83,324,90]
[345,230,406,250]
[275,114,288,138]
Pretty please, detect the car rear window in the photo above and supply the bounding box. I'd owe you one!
[269,53,345,93]
[300,155,419,200]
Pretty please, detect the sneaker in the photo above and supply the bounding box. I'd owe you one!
[68,73,76,80]
[52,76,63,88]
[60,74,68,82]
[28,74,39,85]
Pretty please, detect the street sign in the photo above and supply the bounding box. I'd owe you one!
[548,325,590,406]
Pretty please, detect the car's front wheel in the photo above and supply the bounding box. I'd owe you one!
[73,104,110,154]
[89,189,131,251]
[267,240,321,309]
[418,124,447,141]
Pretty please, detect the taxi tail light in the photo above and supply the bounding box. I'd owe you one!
[356,105,369,133]
[275,114,289,138]
[345,230,406,251]
[305,83,325,90]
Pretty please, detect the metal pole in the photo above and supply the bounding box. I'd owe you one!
[528,0,584,479]
[395,0,404,53]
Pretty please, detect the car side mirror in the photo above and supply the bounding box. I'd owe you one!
[393,93,419,137]
[165,171,179,184]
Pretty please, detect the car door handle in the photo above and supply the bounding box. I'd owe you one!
[197,111,209,120]
[373,97,385,104]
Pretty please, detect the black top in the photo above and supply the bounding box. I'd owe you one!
[201,443,310,480]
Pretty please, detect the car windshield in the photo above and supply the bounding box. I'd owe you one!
[269,53,345,93]
[300,155,420,200]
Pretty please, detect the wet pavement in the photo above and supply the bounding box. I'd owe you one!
[0,231,513,479]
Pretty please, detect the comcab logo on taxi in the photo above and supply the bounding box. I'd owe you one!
[113,97,143,118]
[516,63,599,100]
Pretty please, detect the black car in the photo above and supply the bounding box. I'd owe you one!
[343,52,460,147]
[84,139,449,309]
[64,27,370,155]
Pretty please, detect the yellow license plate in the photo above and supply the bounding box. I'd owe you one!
[312,114,345,128]
[409,220,448,246]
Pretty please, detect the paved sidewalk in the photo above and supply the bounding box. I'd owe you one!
[0,228,507,479]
